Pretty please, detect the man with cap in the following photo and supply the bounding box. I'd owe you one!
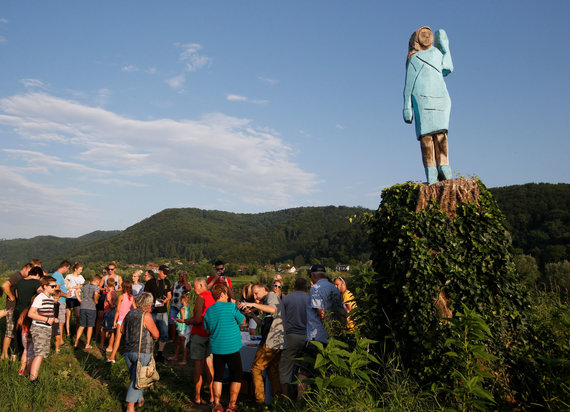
[297,264,344,399]
[144,264,172,362]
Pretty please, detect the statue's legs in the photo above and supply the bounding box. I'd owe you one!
[434,133,452,181]
[421,134,452,184]
[420,136,438,184]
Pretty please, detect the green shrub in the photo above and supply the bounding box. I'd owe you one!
[358,179,528,391]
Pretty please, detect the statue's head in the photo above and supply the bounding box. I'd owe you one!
[407,26,433,63]
[417,26,433,49]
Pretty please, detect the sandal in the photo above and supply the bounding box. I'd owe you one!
[192,399,208,405]
[213,404,224,412]
[225,405,238,412]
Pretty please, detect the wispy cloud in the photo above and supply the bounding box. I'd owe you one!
[0,165,92,238]
[227,94,248,102]
[226,94,268,105]
[147,67,157,75]
[0,18,8,24]
[95,88,112,107]
[0,36,6,44]
[20,79,47,90]
[258,76,278,86]
[0,93,316,206]
[121,65,139,72]
[166,74,186,90]
[167,43,212,90]
[335,124,344,130]
[177,43,212,72]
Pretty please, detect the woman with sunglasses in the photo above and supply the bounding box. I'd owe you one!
[272,280,284,299]
[27,276,59,383]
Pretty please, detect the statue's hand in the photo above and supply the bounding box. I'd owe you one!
[434,29,449,54]
[403,108,413,123]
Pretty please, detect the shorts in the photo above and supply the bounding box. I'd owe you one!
[66,298,81,309]
[213,351,243,382]
[30,324,51,357]
[4,308,15,339]
[51,323,59,338]
[151,312,168,342]
[299,340,325,379]
[169,306,180,325]
[79,309,97,328]
[58,305,66,324]
[96,293,106,311]
[190,334,211,360]
[102,310,116,332]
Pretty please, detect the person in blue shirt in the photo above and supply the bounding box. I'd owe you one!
[51,260,70,351]
[203,284,245,412]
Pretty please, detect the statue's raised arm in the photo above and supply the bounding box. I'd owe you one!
[403,26,453,185]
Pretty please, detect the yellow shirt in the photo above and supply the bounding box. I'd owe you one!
[342,289,357,331]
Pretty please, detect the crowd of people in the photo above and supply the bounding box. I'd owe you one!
[1,259,356,412]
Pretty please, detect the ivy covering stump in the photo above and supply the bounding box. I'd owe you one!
[364,178,527,386]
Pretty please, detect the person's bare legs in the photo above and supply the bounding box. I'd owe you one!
[99,329,106,350]
[65,308,72,336]
[108,329,122,360]
[1,337,12,359]
[297,373,308,400]
[193,359,205,402]
[74,326,84,347]
[85,326,94,348]
[228,381,241,408]
[30,355,43,381]
[213,381,223,409]
[106,333,115,352]
[205,356,214,402]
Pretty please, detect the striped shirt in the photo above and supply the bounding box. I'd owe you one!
[31,292,55,328]
[203,302,245,355]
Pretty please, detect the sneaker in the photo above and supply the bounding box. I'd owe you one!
[107,358,115,363]
[18,369,24,376]
[30,378,40,385]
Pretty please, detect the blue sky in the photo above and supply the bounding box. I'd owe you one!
[1,1,568,239]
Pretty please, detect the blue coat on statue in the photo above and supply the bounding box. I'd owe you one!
[403,29,453,139]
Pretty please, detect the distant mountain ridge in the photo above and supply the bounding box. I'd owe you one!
[0,231,120,269]
[1,183,569,269]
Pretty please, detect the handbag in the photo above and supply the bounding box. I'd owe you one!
[135,312,160,389]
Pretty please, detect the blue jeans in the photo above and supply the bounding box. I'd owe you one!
[124,352,152,403]
[152,312,168,342]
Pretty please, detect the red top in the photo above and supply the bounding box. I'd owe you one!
[191,291,215,337]
[206,275,233,290]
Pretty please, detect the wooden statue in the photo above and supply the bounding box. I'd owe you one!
[403,26,454,184]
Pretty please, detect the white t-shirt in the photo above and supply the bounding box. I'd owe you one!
[31,292,55,328]
[65,274,85,298]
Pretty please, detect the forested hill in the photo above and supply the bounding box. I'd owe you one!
[69,206,371,266]
[0,231,120,270]
[1,183,569,269]
[489,183,570,265]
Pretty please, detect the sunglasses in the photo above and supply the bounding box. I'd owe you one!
[215,267,224,271]
[46,284,57,288]
[108,268,116,271]
[273,284,283,289]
